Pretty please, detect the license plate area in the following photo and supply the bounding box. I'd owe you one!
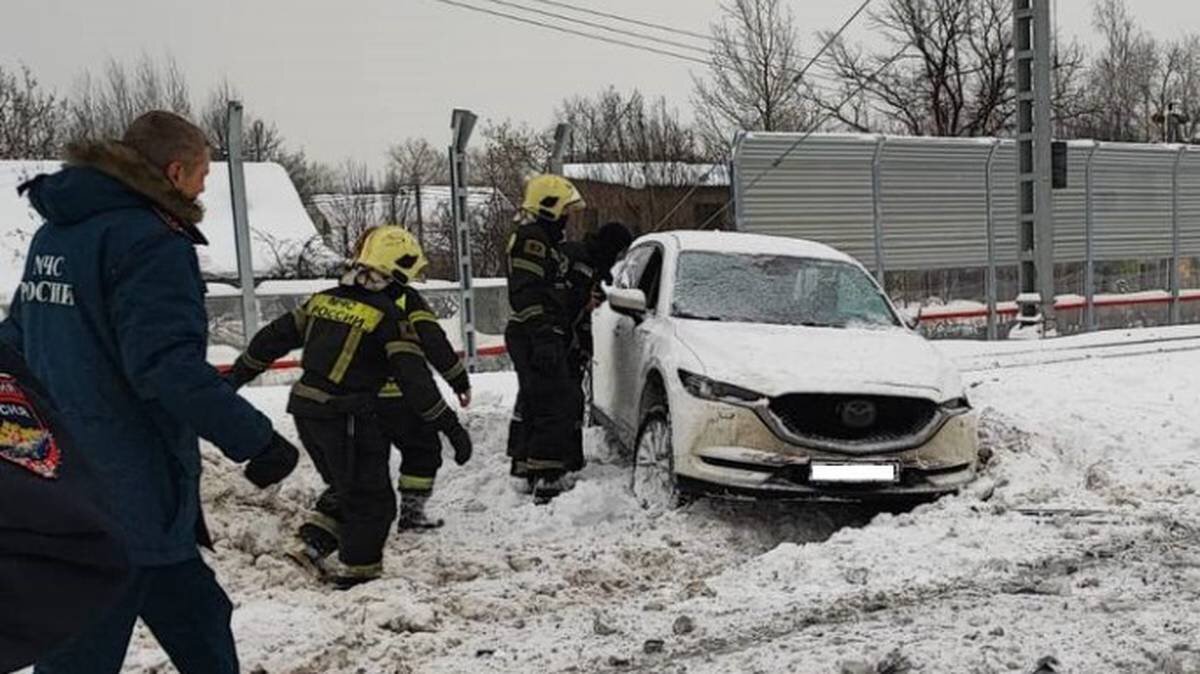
[809,462,899,484]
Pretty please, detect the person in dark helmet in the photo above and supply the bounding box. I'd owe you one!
[0,110,299,674]
[226,226,472,588]
[560,221,634,468]
[0,342,128,673]
[507,221,633,477]
[503,174,585,503]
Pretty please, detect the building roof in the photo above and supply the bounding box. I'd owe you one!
[562,162,730,189]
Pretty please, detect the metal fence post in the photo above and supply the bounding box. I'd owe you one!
[1084,142,1099,331]
[985,140,1001,341]
[226,101,259,345]
[449,109,478,370]
[1171,145,1188,325]
[871,136,888,284]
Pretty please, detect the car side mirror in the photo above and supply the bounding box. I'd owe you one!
[608,287,648,319]
[900,307,922,331]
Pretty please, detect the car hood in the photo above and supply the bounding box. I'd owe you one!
[673,320,963,401]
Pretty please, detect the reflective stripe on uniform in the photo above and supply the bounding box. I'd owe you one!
[386,340,425,358]
[329,329,364,384]
[511,258,545,277]
[572,261,595,278]
[292,382,334,404]
[378,380,402,398]
[419,399,449,422]
[409,310,438,325]
[397,474,435,492]
[510,305,545,323]
[306,511,341,539]
[441,360,467,381]
[293,308,310,334]
[525,458,566,471]
[240,352,270,371]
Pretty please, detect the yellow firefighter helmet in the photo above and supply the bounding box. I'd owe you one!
[521,174,585,222]
[354,225,428,283]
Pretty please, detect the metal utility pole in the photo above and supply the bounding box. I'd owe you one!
[1013,0,1056,336]
[226,101,260,344]
[549,123,572,174]
[449,109,478,370]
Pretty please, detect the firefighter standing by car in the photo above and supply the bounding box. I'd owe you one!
[504,174,586,502]
[561,221,634,464]
[225,226,472,587]
[366,228,473,531]
[508,221,634,477]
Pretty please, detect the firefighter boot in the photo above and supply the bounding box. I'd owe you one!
[397,492,444,532]
[287,521,339,577]
[531,471,574,505]
[320,558,383,590]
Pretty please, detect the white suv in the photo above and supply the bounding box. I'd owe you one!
[590,231,979,509]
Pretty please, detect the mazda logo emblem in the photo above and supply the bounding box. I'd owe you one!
[840,400,877,429]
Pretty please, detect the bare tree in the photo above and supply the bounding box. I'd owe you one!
[0,64,66,159]
[558,87,704,165]
[200,80,286,161]
[1070,0,1160,141]
[67,54,192,142]
[388,137,449,246]
[692,0,816,153]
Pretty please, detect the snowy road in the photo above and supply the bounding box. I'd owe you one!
[121,328,1200,673]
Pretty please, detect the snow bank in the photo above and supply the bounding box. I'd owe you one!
[112,330,1200,673]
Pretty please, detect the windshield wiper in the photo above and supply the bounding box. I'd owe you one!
[675,311,725,322]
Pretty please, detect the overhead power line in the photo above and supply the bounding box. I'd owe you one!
[526,0,714,43]
[691,30,924,231]
[650,0,877,231]
[433,0,711,66]
[477,0,710,55]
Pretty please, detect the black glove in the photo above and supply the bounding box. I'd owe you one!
[435,416,473,465]
[531,329,564,374]
[224,360,259,391]
[244,432,300,488]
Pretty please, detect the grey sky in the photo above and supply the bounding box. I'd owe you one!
[3,0,1197,170]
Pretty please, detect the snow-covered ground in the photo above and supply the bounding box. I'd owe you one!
[119,327,1200,673]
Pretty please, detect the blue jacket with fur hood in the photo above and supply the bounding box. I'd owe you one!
[0,140,274,565]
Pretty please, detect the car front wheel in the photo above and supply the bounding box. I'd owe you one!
[631,406,678,514]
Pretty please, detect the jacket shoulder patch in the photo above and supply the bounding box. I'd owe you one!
[523,239,548,258]
[0,374,61,479]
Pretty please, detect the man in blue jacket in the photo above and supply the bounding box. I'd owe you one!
[0,111,299,674]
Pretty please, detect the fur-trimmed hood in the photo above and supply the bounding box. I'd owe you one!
[19,140,207,245]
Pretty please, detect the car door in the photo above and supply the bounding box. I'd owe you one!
[592,245,655,441]
[614,245,667,435]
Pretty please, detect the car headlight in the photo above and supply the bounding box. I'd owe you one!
[940,396,972,414]
[678,370,765,405]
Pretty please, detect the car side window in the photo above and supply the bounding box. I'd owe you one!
[615,246,654,290]
[637,249,664,313]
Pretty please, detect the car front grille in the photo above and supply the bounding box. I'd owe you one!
[767,393,939,444]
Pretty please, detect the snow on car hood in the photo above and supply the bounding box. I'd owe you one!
[673,320,963,401]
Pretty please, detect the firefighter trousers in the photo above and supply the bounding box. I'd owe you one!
[504,324,583,476]
[294,413,395,566]
[378,400,442,495]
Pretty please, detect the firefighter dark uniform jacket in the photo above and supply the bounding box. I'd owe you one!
[233,282,455,428]
[378,285,470,402]
[0,342,129,672]
[561,239,603,359]
[0,141,275,565]
[507,220,571,336]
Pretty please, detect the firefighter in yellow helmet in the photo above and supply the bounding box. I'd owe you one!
[362,228,473,531]
[504,174,586,503]
[225,226,471,588]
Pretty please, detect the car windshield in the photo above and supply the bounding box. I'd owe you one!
[672,251,900,328]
